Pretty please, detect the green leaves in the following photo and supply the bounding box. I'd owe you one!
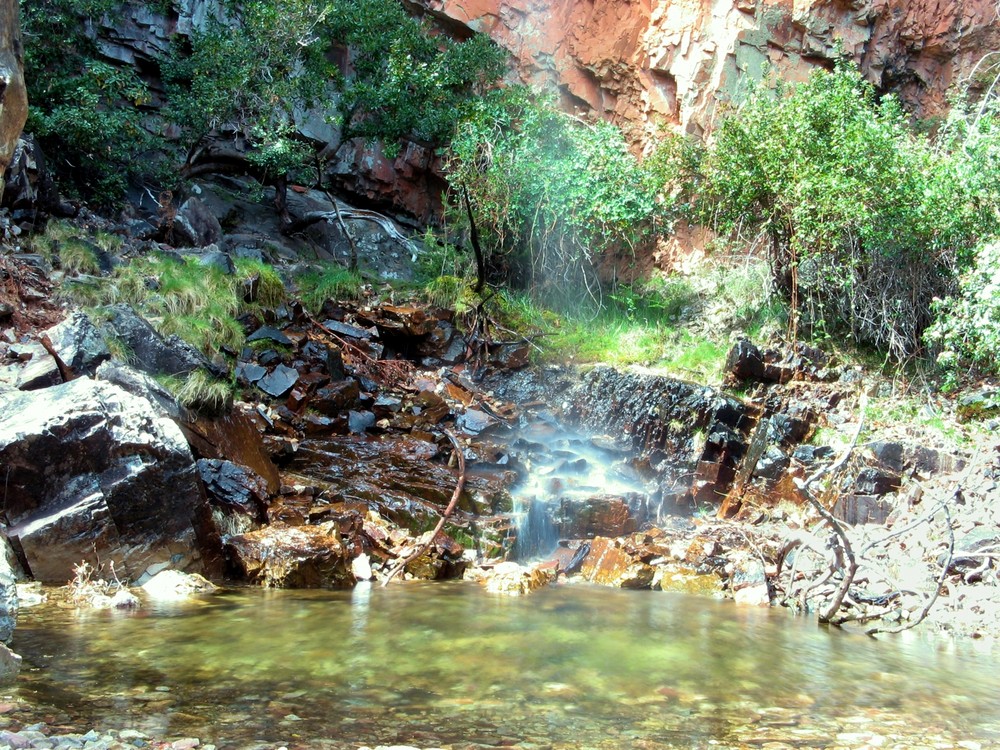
[446,88,666,303]
[675,62,1000,359]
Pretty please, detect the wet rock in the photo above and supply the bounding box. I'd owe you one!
[179,405,281,493]
[352,553,374,581]
[312,379,360,415]
[489,342,531,370]
[458,408,497,435]
[481,561,556,595]
[247,326,293,346]
[651,564,724,596]
[258,364,299,398]
[557,495,637,538]
[95,359,183,419]
[578,536,655,588]
[193,246,235,274]
[102,304,219,377]
[44,310,110,374]
[348,410,376,434]
[197,458,270,520]
[725,338,766,381]
[226,524,355,588]
[141,569,219,600]
[0,378,221,582]
[0,535,17,643]
[236,361,267,385]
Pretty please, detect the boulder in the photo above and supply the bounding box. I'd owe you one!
[102,304,219,377]
[578,536,655,588]
[140,569,219,600]
[226,524,355,588]
[0,535,18,643]
[197,458,270,520]
[171,197,223,247]
[95,359,182,419]
[481,561,556,595]
[0,643,20,683]
[0,378,222,582]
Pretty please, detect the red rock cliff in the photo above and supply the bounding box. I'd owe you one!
[414,0,1000,138]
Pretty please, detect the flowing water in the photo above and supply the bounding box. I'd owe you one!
[10,582,1000,749]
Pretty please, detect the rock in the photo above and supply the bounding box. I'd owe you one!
[489,343,531,370]
[0,643,20,683]
[457,408,497,435]
[141,569,219,600]
[197,458,270,520]
[578,536,654,588]
[957,388,1000,422]
[482,561,556,595]
[258,363,299,398]
[226,524,355,588]
[725,339,765,381]
[312,379,360,415]
[171,197,223,247]
[0,535,18,643]
[95,359,183,419]
[730,553,770,606]
[348,409,376,434]
[102,304,219,377]
[110,589,141,608]
[236,361,267,385]
[0,378,221,582]
[11,342,60,390]
[557,495,637,538]
[247,326,293,346]
[192,246,235,274]
[43,311,111,374]
[351,553,373,581]
[179,406,281,493]
[0,0,28,203]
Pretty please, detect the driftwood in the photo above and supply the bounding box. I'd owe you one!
[381,430,467,586]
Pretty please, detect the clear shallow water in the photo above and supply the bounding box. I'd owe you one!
[10,582,1000,749]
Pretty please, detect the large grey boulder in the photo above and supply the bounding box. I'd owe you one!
[0,0,27,203]
[101,304,222,377]
[0,378,222,583]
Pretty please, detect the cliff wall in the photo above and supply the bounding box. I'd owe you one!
[414,0,1000,139]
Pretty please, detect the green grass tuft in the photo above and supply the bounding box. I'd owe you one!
[295,264,363,313]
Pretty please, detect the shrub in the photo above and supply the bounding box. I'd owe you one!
[924,241,1000,377]
[446,88,667,306]
[678,62,1000,359]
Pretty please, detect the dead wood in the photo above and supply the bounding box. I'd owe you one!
[381,429,467,586]
[38,333,74,383]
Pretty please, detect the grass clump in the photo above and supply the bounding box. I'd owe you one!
[295,264,363,313]
[157,369,234,412]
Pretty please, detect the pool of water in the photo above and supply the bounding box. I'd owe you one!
[10,582,1000,749]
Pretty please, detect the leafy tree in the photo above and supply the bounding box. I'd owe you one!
[446,87,666,303]
[676,62,1000,358]
[167,0,506,219]
[19,0,158,204]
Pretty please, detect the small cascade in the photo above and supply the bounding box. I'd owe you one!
[504,413,652,560]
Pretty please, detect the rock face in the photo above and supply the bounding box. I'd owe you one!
[415,0,1000,139]
[0,379,221,583]
[0,0,27,201]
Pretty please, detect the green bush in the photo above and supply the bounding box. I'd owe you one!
[676,62,1000,359]
[925,241,1000,376]
[447,88,667,305]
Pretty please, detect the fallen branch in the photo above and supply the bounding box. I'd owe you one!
[381,430,467,586]
[38,334,75,383]
[866,502,955,636]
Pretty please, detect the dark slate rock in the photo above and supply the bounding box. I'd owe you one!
[348,410,376,434]
[313,379,361,415]
[853,467,901,496]
[102,304,219,377]
[235,361,267,385]
[458,408,497,435]
[196,458,269,521]
[0,379,221,582]
[322,319,372,339]
[753,446,790,481]
[257,349,281,367]
[195,247,235,274]
[258,364,299,398]
[172,197,223,248]
[247,326,293,346]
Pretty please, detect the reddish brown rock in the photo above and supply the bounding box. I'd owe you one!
[226,524,355,588]
[578,536,655,588]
